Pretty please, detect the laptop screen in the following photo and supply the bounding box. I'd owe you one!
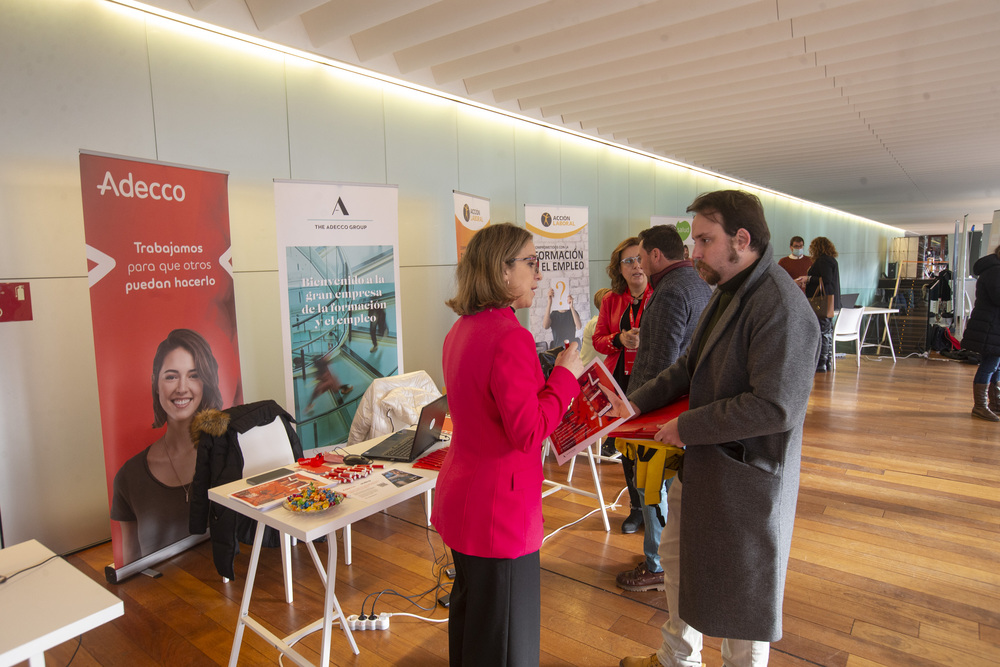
[412,394,448,458]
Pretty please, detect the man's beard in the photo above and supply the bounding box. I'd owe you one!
[696,241,740,286]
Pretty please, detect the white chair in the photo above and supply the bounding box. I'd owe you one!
[236,416,299,602]
[832,306,865,369]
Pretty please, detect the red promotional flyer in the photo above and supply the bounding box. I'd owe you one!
[79,152,243,572]
[549,360,633,465]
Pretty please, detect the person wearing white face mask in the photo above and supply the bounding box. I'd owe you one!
[778,235,811,282]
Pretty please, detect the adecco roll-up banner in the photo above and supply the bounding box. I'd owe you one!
[525,204,590,350]
[453,190,490,262]
[79,151,243,578]
[275,180,402,450]
[652,215,693,255]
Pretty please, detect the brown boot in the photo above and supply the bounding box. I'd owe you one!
[989,382,1000,413]
[972,383,999,422]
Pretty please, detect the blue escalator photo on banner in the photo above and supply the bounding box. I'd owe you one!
[286,244,398,450]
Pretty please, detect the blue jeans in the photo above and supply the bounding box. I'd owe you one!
[974,354,1000,384]
[636,475,674,573]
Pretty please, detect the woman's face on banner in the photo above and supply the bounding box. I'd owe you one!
[157,346,204,424]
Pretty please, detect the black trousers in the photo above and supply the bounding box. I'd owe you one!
[449,548,541,667]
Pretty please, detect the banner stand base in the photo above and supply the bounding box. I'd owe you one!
[104,533,208,584]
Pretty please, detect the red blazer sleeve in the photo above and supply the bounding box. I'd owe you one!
[594,292,627,371]
[491,326,578,453]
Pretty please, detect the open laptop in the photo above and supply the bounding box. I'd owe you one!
[363,394,448,463]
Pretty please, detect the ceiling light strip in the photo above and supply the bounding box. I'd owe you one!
[105,0,902,234]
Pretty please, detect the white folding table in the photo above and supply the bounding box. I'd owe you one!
[859,307,900,361]
[0,539,124,667]
[208,437,439,667]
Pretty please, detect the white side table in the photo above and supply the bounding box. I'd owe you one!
[0,540,123,667]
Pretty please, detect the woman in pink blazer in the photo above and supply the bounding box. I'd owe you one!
[432,223,583,667]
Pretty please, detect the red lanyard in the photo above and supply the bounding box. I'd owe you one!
[628,288,649,329]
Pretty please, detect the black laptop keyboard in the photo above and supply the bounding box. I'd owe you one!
[381,433,415,458]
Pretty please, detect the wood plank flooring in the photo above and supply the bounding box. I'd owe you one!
[19,354,1000,666]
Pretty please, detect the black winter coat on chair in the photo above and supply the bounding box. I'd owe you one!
[189,400,302,580]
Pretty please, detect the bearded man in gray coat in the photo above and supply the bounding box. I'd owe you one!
[618,190,821,667]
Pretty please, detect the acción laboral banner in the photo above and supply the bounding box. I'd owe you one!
[524,204,590,351]
[453,190,490,262]
[79,151,243,572]
[274,180,403,451]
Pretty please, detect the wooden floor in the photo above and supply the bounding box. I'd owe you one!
[29,354,1000,666]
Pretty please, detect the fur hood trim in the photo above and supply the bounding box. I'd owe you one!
[191,408,230,444]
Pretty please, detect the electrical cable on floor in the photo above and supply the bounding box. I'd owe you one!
[542,486,629,544]
[62,635,83,667]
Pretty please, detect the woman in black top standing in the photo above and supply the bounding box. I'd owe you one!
[802,237,842,373]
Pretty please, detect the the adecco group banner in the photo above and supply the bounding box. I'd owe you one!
[525,204,590,350]
[453,190,490,262]
[275,180,402,451]
[79,151,243,574]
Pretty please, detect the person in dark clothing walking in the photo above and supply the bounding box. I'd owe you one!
[961,246,1000,422]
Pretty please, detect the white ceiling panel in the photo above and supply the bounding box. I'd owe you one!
[145,0,1000,232]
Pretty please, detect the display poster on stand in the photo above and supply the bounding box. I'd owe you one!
[79,151,243,574]
[652,215,693,254]
[275,180,402,451]
[525,204,590,351]
[549,360,634,465]
[453,190,490,262]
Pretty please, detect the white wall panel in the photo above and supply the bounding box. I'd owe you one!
[285,60,388,186]
[456,107,517,228]
[0,1,155,279]
[0,277,109,551]
[145,21,290,275]
[514,124,561,214]
[384,89,458,268]
[398,265,456,389]
[596,147,631,258]
[232,270,286,405]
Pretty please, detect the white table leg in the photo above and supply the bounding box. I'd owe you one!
[229,521,266,667]
[424,489,433,526]
[281,531,293,603]
[883,313,897,361]
[320,534,358,665]
[28,654,44,667]
[585,447,611,532]
[342,524,352,566]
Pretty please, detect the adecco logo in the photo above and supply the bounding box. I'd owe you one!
[95,171,185,201]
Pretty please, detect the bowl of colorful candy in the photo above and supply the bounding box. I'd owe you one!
[282,482,345,514]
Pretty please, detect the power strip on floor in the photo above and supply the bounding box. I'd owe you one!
[346,613,390,630]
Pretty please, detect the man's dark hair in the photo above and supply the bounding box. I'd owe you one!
[637,224,684,261]
[686,190,770,254]
[790,236,804,246]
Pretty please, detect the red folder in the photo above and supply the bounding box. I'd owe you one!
[607,396,689,439]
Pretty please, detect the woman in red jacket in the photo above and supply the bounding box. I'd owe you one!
[432,222,584,667]
[593,237,652,534]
